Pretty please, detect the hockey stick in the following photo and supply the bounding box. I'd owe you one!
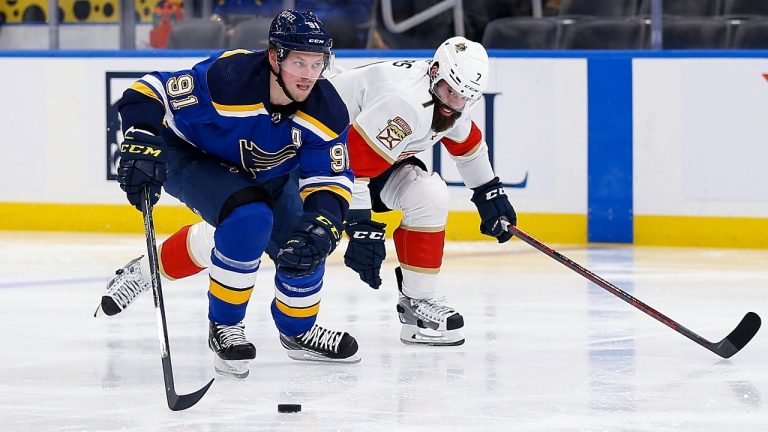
[141,188,214,410]
[502,221,761,358]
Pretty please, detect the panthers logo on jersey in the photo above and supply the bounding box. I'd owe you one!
[376,116,412,150]
[239,139,297,178]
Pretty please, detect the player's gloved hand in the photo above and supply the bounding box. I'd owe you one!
[471,177,517,243]
[344,211,386,289]
[117,127,166,211]
[276,211,342,277]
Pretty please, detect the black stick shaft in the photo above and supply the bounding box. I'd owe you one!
[141,188,213,410]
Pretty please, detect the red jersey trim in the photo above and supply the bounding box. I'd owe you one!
[348,123,395,178]
[441,121,483,156]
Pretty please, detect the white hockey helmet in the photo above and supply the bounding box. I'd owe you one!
[429,36,489,111]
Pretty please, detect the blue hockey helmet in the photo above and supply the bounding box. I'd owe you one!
[269,10,333,64]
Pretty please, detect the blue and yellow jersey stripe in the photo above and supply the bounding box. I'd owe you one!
[129,80,163,104]
[274,300,321,318]
[298,177,353,203]
[219,49,255,59]
[209,278,254,305]
[294,110,339,142]
[213,102,268,118]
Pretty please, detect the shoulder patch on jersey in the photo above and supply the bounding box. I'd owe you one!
[375,116,412,150]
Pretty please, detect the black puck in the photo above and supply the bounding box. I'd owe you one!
[277,403,301,413]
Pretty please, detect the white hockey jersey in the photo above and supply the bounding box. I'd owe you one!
[330,59,495,209]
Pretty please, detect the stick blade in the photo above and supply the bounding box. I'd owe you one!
[714,312,761,359]
[168,378,215,411]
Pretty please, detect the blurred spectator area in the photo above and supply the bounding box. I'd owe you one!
[480,0,768,49]
[209,0,374,49]
[197,0,374,49]
[0,0,373,30]
[0,0,375,49]
[0,0,165,23]
[372,0,768,49]
[4,0,768,49]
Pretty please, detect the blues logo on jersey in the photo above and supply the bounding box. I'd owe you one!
[118,49,353,204]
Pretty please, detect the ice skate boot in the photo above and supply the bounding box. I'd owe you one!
[279,324,361,363]
[208,321,256,378]
[94,256,151,317]
[395,267,465,346]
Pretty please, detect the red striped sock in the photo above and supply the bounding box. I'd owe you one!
[393,226,445,271]
[159,225,205,280]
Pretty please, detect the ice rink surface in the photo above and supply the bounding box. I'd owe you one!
[0,231,766,431]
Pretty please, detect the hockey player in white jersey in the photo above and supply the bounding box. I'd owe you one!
[97,36,516,347]
[331,36,517,346]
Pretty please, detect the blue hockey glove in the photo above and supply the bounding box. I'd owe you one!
[276,211,343,277]
[344,215,386,289]
[117,127,166,211]
[471,177,517,243]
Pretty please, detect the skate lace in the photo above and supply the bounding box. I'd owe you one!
[299,325,343,353]
[414,298,455,323]
[215,323,249,348]
[106,267,149,308]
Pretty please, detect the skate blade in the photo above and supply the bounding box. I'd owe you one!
[285,349,361,364]
[213,357,250,378]
[400,326,465,346]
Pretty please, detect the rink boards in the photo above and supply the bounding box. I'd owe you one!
[0,50,766,247]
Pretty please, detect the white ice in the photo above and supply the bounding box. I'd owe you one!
[0,231,766,431]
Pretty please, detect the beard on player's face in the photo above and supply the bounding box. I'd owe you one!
[430,97,462,133]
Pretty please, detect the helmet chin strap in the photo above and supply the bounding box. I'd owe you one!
[271,65,297,103]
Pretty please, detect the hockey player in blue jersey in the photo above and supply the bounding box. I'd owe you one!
[97,10,360,376]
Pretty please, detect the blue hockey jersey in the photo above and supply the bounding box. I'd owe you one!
[117,49,352,209]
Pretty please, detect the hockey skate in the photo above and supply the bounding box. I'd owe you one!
[279,324,361,363]
[209,321,256,378]
[395,267,465,346]
[94,256,151,317]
